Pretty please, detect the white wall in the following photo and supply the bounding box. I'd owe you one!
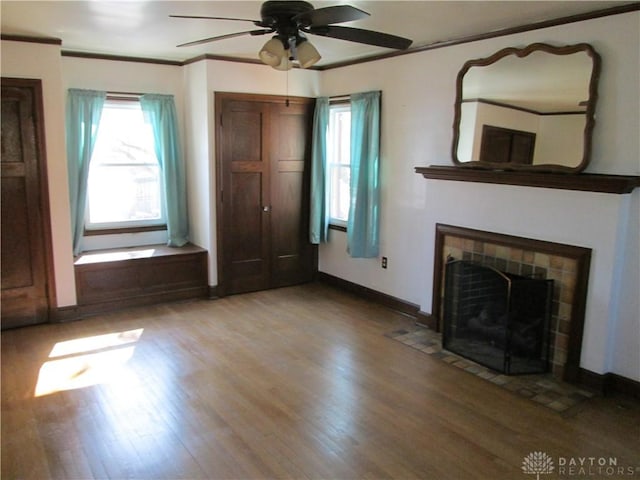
[607,192,640,381]
[318,12,640,379]
[1,41,75,307]
[457,102,477,162]
[183,61,212,278]
[534,114,585,167]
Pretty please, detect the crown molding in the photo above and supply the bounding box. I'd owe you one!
[182,53,263,67]
[1,33,62,45]
[317,2,640,70]
[61,50,182,66]
[6,3,638,70]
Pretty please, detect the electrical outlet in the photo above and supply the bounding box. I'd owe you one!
[381,256,388,269]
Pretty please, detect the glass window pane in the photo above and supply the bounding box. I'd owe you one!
[328,103,351,223]
[86,100,164,229]
[91,102,157,166]
[329,165,351,222]
[87,165,162,224]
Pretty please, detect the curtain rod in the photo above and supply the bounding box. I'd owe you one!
[106,91,143,98]
[328,90,381,102]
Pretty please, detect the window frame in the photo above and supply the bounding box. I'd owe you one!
[327,99,351,230]
[83,96,167,235]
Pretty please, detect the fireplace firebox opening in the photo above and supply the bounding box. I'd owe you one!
[443,260,554,375]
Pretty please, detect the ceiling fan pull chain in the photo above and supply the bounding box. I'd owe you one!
[286,68,290,107]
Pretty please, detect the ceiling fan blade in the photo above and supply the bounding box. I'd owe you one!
[307,25,412,50]
[170,14,261,26]
[293,5,369,27]
[177,29,272,48]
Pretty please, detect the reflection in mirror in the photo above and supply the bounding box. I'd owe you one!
[452,43,600,173]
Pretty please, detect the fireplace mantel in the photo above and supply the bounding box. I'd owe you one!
[415,166,640,194]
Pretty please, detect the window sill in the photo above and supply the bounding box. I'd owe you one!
[329,224,347,232]
[84,224,167,236]
[74,243,205,265]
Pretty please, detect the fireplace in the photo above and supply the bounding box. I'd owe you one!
[442,260,553,375]
[431,224,592,382]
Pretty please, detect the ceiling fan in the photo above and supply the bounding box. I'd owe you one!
[171,1,413,70]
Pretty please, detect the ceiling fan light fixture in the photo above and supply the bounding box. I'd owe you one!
[259,37,286,66]
[273,51,293,71]
[296,39,321,68]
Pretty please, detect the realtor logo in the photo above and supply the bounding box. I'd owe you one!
[522,451,555,480]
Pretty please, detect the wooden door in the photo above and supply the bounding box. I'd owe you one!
[216,93,316,295]
[1,78,52,329]
[218,97,271,294]
[479,124,536,164]
[269,101,315,287]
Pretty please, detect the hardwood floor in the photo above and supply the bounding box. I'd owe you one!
[2,283,639,479]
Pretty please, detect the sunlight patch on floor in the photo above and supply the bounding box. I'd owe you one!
[34,329,144,397]
[48,328,143,357]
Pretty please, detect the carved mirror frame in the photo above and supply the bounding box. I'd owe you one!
[451,43,601,173]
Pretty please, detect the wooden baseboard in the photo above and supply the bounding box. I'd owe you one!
[208,285,219,299]
[578,368,640,398]
[317,272,419,318]
[607,373,640,399]
[416,311,439,330]
[578,367,608,393]
[50,286,209,322]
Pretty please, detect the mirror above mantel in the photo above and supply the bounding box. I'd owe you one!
[452,43,601,173]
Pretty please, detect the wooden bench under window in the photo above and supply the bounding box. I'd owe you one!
[74,244,208,313]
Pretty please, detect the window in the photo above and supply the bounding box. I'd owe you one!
[327,102,351,225]
[85,99,165,231]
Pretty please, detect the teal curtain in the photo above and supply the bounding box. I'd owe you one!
[140,94,189,247]
[347,91,380,258]
[66,88,106,256]
[309,97,330,244]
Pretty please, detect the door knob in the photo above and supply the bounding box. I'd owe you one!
[262,205,271,212]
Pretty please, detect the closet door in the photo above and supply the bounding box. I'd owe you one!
[1,79,52,329]
[218,97,271,294]
[216,93,316,295]
[269,101,315,287]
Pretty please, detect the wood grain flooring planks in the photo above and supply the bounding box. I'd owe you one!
[2,282,639,479]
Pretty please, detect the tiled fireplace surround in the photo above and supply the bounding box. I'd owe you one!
[432,224,592,382]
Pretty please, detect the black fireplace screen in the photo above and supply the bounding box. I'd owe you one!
[442,260,553,375]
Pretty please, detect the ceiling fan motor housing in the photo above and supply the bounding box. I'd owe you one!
[259,0,315,52]
[260,1,315,30]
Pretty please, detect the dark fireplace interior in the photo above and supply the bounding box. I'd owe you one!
[443,259,553,375]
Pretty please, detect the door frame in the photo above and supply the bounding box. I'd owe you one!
[1,77,56,317]
[214,91,314,296]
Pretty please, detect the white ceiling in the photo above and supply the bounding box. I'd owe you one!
[0,1,632,67]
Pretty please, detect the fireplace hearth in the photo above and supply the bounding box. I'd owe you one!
[443,260,553,375]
